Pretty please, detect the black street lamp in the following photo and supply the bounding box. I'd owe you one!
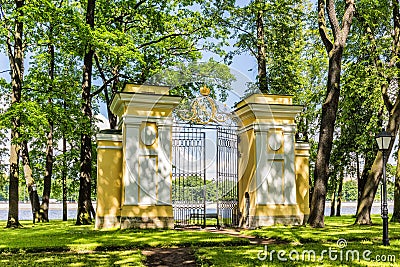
[375,130,393,246]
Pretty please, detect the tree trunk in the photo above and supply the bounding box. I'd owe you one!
[355,112,400,224]
[256,8,268,93]
[308,49,343,228]
[336,170,343,216]
[41,34,55,222]
[6,0,25,228]
[21,141,40,222]
[76,0,96,225]
[357,153,375,212]
[309,0,354,228]
[7,129,20,228]
[330,185,336,217]
[391,141,400,222]
[62,132,67,221]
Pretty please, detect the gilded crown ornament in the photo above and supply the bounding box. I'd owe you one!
[200,85,211,96]
[175,85,232,125]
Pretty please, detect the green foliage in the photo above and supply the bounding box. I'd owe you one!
[172,176,237,202]
[151,59,236,101]
[226,1,317,93]
[342,180,358,202]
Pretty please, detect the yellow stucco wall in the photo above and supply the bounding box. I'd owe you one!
[235,94,293,107]
[295,144,310,215]
[96,139,123,218]
[123,84,170,94]
[238,129,256,219]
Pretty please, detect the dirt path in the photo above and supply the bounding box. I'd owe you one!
[142,227,280,266]
[142,247,196,267]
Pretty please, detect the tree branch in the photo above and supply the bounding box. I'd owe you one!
[341,0,355,44]
[94,52,107,83]
[326,0,341,41]
[133,0,146,10]
[382,83,394,112]
[318,0,333,52]
[138,32,190,49]
[90,76,118,97]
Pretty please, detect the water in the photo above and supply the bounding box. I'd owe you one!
[324,201,394,216]
[0,203,79,221]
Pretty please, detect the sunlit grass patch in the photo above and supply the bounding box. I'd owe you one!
[242,215,400,244]
[0,250,145,267]
[196,241,400,266]
[0,220,248,253]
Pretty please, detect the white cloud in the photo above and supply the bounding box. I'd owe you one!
[95,114,110,130]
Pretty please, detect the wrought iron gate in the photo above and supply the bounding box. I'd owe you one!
[172,124,238,228]
[172,126,206,227]
[216,127,239,227]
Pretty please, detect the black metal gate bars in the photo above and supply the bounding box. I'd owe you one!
[172,124,238,228]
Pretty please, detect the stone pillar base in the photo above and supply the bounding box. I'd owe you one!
[248,214,309,228]
[95,215,121,229]
[120,216,174,229]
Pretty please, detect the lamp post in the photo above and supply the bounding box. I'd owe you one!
[375,130,393,246]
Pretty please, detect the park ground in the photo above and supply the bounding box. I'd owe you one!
[0,215,400,266]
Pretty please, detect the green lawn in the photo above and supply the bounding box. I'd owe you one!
[1,215,400,266]
[196,215,400,266]
[0,220,248,253]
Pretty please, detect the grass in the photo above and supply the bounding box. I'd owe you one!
[195,215,400,266]
[0,250,145,267]
[0,220,248,253]
[241,215,400,244]
[2,215,400,266]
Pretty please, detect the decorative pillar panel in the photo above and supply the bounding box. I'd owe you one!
[157,122,174,205]
[283,126,297,204]
[123,123,140,205]
[138,155,158,205]
[235,94,309,228]
[255,129,269,205]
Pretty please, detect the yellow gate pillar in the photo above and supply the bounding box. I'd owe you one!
[234,94,310,228]
[96,84,181,229]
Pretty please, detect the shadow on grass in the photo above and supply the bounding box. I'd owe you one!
[0,220,249,254]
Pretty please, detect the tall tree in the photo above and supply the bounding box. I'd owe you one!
[255,0,267,92]
[76,0,96,225]
[41,26,55,222]
[308,0,355,228]
[353,0,400,224]
[3,0,25,228]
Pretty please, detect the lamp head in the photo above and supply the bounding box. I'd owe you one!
[375,130,393,151]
